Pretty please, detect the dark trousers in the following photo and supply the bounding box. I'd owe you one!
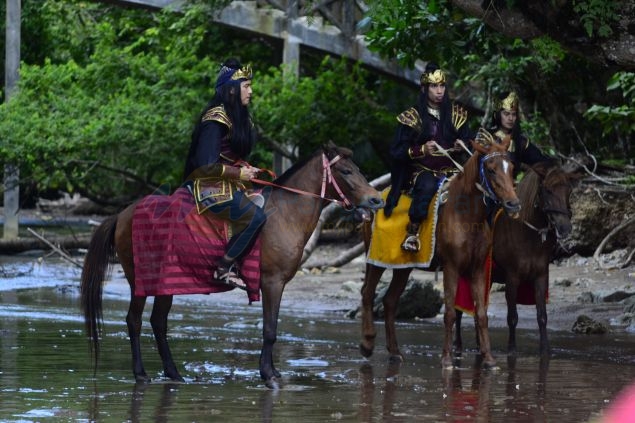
[205,190,267,261]
[408,171,441,223]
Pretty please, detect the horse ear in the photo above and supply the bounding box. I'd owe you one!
[499,134,512,150]
[322,140,337,156]
[530,161,552,178]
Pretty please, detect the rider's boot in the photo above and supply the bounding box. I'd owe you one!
[401,221,421,252]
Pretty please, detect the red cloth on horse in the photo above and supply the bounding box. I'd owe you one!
[454,254,493,316]
[131,187,261,302]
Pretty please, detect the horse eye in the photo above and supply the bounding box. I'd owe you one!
[340,168,353,175]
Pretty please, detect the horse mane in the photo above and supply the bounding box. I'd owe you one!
[454,151,481,194]
[273,143,353,185]
[516,169,541,221]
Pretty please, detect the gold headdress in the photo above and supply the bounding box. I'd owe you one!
[420,69,447,85]
[216,64,253,89]
[230,65,253,81]
[496,91,519,112]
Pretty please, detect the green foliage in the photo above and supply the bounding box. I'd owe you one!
[584,72,635,139]
[0,2,222,204]
[253,57,394,174]
[572,0,620,38]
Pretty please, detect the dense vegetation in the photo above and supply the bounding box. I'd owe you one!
[0,0,632,209]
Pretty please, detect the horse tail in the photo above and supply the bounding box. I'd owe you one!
[80,214,118,375]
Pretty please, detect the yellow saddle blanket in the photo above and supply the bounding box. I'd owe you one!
[367,189,440,269]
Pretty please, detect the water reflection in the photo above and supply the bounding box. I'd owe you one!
[2,268,635,422]
[358,361,402,421]
[129,382,180,423]
[442,356,492,422]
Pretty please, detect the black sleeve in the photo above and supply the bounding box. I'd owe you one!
[390,124,418,161]
[193,120,228,169]
[522,142,551,166]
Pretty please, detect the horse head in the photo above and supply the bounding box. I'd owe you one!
[531,161,583,239]
[472,133,521,218]
[322,141,384,220]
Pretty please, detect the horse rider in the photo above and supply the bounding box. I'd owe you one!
[488,90,553,176]
[183,58,267,290]
[384,62,473,252]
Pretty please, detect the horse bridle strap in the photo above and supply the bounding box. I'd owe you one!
[250,153,353,209]
[477,151,510,202]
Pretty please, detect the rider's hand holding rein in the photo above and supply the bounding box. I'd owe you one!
[239,165,260,181]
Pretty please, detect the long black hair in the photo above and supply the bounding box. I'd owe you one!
[415,62,457,143]
[184,58,255,180]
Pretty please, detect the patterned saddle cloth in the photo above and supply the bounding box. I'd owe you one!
[131,187,261,303]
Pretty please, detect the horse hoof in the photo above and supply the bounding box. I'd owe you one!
[134,374,151,383]
[441,355,453,369]
[483,358,497,369]
[388,354,404,364]
[359,343,374,358]
[265,377,281,390]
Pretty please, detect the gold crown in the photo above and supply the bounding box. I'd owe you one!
[420,69,446,85]
[230,65,253,81]
[496,91,519,111]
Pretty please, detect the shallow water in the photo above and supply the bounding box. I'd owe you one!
[1,257,635,422]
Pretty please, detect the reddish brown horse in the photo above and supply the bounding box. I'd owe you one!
[454,161,582,356]
[359,136,520,368]
[80,142,383,389]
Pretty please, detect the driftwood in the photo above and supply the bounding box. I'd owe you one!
[593,217,635,269]
[303,241,365,269]
[0,231,92,256]
[300,173,390,265]
[25,228,84,268]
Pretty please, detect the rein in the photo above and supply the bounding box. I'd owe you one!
[250,153,353,209]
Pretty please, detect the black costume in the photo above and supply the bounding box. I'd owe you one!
[384,104,472,222]
[491,128,551,177]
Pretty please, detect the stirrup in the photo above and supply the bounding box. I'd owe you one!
[401,234,421,252]
[213,263,247,291]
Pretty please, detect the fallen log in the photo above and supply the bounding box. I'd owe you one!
[0,233,92,255]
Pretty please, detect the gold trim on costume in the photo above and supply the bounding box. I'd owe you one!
[202,105,232,129]
[494,129,516,152]
[397,107,422,132]
[451,103,467,129]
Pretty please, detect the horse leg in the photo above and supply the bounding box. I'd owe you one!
[454,310,463,353]
[126,295,149,382]
[505,281,519,355]
[150,295,184,381]
[535,273,550,356]
[472,276,496,368]
[441,268,459,368]
[259,280,284,389]
[383,268,412,362]
[360,263,385,358]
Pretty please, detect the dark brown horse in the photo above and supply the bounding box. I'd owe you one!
[359,136,520,368]
[80,142,383,389]
[454,161,582,356]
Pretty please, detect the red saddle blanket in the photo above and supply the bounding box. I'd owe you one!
[454,210,548,314]
[131,187,261,303]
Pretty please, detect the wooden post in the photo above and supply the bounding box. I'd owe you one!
[3,0,21,239]
[274,0,300,175]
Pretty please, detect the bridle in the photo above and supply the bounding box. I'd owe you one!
[476,151,512,205]
[523,182,572,245]
[251,153,354,209]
